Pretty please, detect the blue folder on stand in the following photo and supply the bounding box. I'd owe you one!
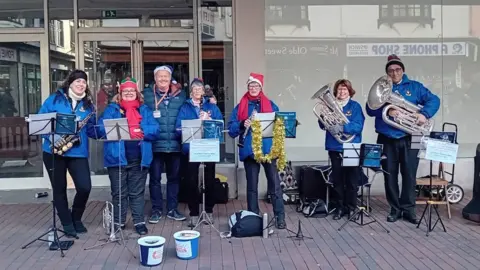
[275,112,297,138]
[202,120,224,142]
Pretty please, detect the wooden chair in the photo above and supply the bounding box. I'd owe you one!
[416,162,451,219]
[0,116,40,164]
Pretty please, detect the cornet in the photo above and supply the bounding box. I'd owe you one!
[367,75,434,135]
[102,201,117,240]
[311,83,355,143]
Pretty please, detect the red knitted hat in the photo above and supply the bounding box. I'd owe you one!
[385,54,405,73]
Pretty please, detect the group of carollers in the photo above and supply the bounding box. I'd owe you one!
[39,64,286,239]
[39,53,440,239]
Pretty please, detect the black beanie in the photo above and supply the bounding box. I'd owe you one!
[385,54,405,73]
[67,69,88,85]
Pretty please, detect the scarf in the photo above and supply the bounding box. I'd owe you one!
[237,91,273,122]
[336,96,350,108]
[120,100,144,139]
[68,88,86,110]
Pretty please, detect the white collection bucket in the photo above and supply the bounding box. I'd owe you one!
[173,230,200,260]
[137,236,166,267]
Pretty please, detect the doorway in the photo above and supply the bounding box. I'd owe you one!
[78,32,196,175]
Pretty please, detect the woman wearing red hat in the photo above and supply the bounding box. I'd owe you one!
[227,72,286,229]
[98,77,160,235]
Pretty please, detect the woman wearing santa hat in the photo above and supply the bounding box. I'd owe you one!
[227,72,286,229]
[98,77,160,235]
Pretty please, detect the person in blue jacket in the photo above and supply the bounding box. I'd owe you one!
[38,69,98,238]
[318,79,365,220]
[98,77,160,235]
[175,78,223,227]
[228,72,286,229]
[366,54,440,224]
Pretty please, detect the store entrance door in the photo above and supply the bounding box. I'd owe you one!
[77,32,196,176]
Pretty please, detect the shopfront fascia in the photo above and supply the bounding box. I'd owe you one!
[0,0,240,196]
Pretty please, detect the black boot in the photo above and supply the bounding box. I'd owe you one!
[71,210,87,234]
[276,215,286,230]
[333,208,345,220]
[62,224,77,238]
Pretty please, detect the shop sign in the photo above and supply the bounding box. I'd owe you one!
[346,42,467,57]
[265,44,339,57]
[0,47,17,62]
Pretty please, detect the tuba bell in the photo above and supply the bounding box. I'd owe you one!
[367,75,434,135]
[311,83,355,143]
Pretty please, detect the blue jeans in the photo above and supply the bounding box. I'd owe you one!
[108,160,148,225]
[244,157,285,218]
[149,152,181,213]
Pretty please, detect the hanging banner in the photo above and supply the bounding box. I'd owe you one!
[346,42,467,57]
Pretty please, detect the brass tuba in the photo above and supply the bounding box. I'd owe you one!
[367,75,434,135]
[311,83,355,143]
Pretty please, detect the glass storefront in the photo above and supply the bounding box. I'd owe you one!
[263,0,480,160]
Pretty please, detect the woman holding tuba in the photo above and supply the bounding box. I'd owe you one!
[317,79,365,220]
[38,69,98,238]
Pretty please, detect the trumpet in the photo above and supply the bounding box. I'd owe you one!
[311,84,355,143]
[367,75,434,135]
[53,111,95,155]
[102,201,116,239]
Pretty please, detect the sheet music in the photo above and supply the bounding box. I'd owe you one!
[342,143,361,167]
[26,113,58,135]
[254,112,275,138]
[181,119,202,143]
[103,118,131,141]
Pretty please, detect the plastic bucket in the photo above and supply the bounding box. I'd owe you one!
[173,230,200,260]
[137,236,166,266]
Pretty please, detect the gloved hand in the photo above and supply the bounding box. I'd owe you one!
[329,124,344,135]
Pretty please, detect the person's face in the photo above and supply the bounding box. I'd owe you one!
[191,85,205,100]
[154,70,171,90]
[336,85,350,100]
[387,64,404,84]
[70,79,87,95]
[121,87,137,101]
[248,82,261,97]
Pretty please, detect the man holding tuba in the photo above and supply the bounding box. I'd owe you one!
[317,79,365,220]
[366,54,440,224]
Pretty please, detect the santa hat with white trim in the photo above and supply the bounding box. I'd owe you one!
[247,72,264,88]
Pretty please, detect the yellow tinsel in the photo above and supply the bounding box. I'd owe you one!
[251,117,287,171]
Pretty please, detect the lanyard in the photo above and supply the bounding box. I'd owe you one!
[153,88,168,109]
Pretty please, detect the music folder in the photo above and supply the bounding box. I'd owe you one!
[254,112,275,138]
[103,118,131,141]
[276,112,297,138]
[181,119,202,143]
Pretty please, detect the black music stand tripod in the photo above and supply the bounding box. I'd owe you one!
[84,121,137,258]
[22,115,78,257]
[338,144,390,233]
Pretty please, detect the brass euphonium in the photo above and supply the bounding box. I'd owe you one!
[311,83,355,143]
[367,75,434,135]
[53,111,95,155]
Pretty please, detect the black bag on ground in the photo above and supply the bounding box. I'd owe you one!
[214,179,229,204]
[228,210,263,238]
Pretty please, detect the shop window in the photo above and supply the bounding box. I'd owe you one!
[49,21,65,47]
[378,5,434,29]
[266,5,311,31]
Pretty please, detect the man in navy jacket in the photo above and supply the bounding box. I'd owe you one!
[366,55,440,224]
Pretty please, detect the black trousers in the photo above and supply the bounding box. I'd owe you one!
[43,152,92,226]
[377,134,420,216]
[185,159,216,216]
[107,160,148,225]
[329,151,359,211]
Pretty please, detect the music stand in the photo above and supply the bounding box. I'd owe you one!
[183,123,223,236]
[415,133,457,236]
[22,113,78,257]
[84,119,137,258]
[338,143,390,233]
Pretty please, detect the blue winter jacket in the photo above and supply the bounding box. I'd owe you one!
[38,88,98,158]
[318,99,365,152]
[175,98,224,154]
[142,82,186,153]
[366,74,440,139]
[97,103,160,168]
[228,100,279,162]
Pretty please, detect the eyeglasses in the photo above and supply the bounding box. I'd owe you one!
[248,84,261,89]
[122,90,137,94]
[387,68,403,74]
